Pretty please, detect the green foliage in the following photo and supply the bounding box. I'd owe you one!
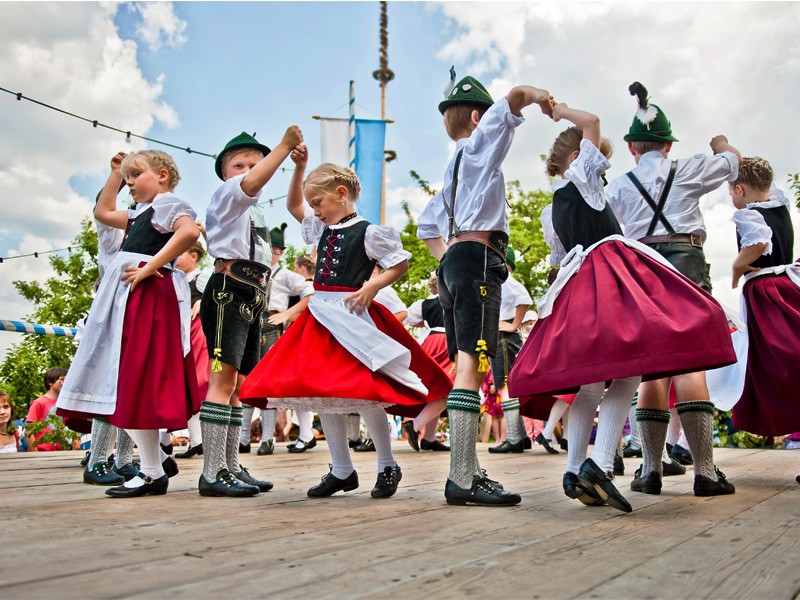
[714,410,780,449]
[788,172,800,211]
[0,219,99,415]
[24,414,80,450]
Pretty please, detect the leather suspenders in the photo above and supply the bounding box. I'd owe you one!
[626,160,678,237]
[443,149,465,239]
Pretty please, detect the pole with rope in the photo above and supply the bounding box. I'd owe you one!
[372,0,394,225]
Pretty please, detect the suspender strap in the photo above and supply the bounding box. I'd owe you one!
[265,265,281,308]
[443,149,464,239]
[626,160,678,237]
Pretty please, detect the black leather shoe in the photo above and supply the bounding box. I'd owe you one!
[257,440,274,455]
[694,467,735,496]
[353,439,375,452]
[106,473,168,498]
[630,466,662,495]
[198,469,260,497]
[162,456,179,478]
[307,466,359,497]
[614,453,625,476]
[662,458,686,476]
[535,433,559,454]
[288,437,317,453]
[562,472,604,505]
[622,441,643,458]
[234,466,273,492]
[80,450,91,467]
[160,443,173,455]
[444,476,521,506]
[348,438,363,449]
[488,439,524,454]
[175,443,203,459]
[670,443,693,465]
[578,458,632,513]
[113,462,140,482]
[239,442,251,454]
[84,461,125,486]
[371,465,402,498]
[421,439,450,451]
[522,436,532,450]
[403,420,420,452]
[560,438,568,451]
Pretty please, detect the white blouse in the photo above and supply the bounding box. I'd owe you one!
[129,193,197,234]
[267,267,314,312]
[562,138,612,210]
[732,186,793,255]
[206,174,270,265]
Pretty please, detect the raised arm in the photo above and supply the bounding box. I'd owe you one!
[505,85,553,118]
[95,152,131,229]
[710,135,742,165]
[240,126,303,198]
[287,144,308,223]
[552,103,601,149]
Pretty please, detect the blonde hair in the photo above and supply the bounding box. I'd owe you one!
[546,126,613,177]
[220,147,264,178]
[630,140,670,155]
[442,104,488,141]
[734,156,773,193]
[121,150,180,191]
[427,272,439,296]
[304,163,361,201]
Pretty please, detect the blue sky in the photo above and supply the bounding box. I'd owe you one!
[1,1,800,361]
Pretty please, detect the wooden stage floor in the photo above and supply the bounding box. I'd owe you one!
[2,444,799,599]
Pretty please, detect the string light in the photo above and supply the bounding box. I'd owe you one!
[0,247,73,264]
[1,85,217,159]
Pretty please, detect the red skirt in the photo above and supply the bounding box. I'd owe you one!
[519,393,577,421]
[732,273,800,436]
[509,240,736,398]
[421,332,455,382]
[189,315,210,401]
[240,301,453,418]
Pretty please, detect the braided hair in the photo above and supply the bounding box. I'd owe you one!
[304,163,361,201]
[734,157,774,193]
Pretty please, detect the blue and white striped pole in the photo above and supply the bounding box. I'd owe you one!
[0,319,76,338]
[348,80,356,170]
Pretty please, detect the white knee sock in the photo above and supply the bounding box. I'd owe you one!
[240,405,255,444]
[125,429,165,486]
[590,377,640,473]
[261,409,277,441]
[566,383,605,474]
[542,399,569,441]
[159,430,172,447]
[319,414,354,479]
[297,410,314,443]
[345,414,361,441]
[187,413,202,446]
[361,406,396,471]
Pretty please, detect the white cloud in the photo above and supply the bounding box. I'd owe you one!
[133,2,188,51]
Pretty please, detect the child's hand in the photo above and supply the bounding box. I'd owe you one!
[110,152,127,173]
[282,126,304,150]
[709,135,729,154]
[344,281,380,315]
[535,88,554,117]
[291,144,308,168]
[551,102,569,122]
[732,263,759,289]
[121,264,163,291]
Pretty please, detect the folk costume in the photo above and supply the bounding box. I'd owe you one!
[731,187,800,437]
[605,83,739,494]
[417,73,521,506]
[240,210,452,496]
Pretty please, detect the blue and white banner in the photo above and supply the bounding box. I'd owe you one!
[319,117,387,225]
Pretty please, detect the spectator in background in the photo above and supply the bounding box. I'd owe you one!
[0,391,19,453]
[26,368,68,452]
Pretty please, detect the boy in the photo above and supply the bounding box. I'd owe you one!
[199,128,303,496]
[26,367,67,452]
[606,82,741,496]
[417,71,551,506]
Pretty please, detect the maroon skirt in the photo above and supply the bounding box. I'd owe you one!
[189,315,210,401]
[509,239,736,398]
[240,301,453,418]
[732,273,800,436]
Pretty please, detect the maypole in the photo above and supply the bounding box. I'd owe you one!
[372,0,394,225]
[348,80,356,170]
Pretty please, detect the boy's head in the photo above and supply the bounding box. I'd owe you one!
[121,150,180,196]
[215,132,271,181]
[546,126,613,177]
[43,367,67,393]
[175,243,205,273]
[729,156,773,209]
[623,82,678,149]
[439,74,493,141]
[270,223,287,250]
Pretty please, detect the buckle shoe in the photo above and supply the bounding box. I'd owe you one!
[162,456,179,478]
[257,440,274,455]
[488,439,524,454]
[662,458,686,476]
[420,439,450,451]
[535,433,559,454]
[234,465,273,492]
[239,442,251,454]
[175,443,203,458]
[562,472,604,505]
[113,462,140,482]
[288,437,317,453]
[307,466,359,497]
[198,469,260,497]
[622,441,643,458]
[614,453,625,476]
[84,461,125,486]
[578,458,632,513]
[444,476,521,506]
[522,436,532,450]
[348,438,363,449]
[371,465,402,498]
[630,466,662,495]
[353,439,375,452]
[694,467,735,496]
[403,420,420,452]
[80,450,91,467]
[106,473,168,498]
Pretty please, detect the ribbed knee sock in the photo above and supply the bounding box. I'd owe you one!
[320,413,354,479]
[115,428,135,468]
[636,408,670,476]
[200,401,231,481]
[227,406,244,472]
[89,418,115,468]
[239,405,255,445]
[566,382,604,474]
[447,389,481,488]
[502,399,523,444]
[125,429,165,484]
[590,377,639,473]
[677,401,717,480]
[345,413,361,441]
[361,407,396,471]
[261,409,277,441]
[187,413,202,446]
[297,410,314,443]
[627,394,641,449]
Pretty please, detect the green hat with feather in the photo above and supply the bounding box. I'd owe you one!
[623,82,678,143]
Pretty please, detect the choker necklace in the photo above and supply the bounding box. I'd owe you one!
[337,212,358,225]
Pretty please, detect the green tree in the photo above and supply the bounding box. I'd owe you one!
[788,173,800,210]
[0,219,99,415]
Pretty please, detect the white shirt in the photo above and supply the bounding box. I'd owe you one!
[540,204,567,266]
[606,150,739,242]
[732,186,792,256]
[416,97,525,240]
[96,220,124,279]
[267,266,314,311]
[206,174,270,265]
[499,274,533,321]
[374,285,406,315]
[129,193,197,234]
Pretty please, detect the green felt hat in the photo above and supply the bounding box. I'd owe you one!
[506,246,517,271]
[438,73,494,115]
[215,132,271,180]
[623,82,678,143]
[270,223,287,249]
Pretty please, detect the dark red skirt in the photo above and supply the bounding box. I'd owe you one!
[732,273,800,436]
[59,272,200,430]
[509,240,736,398]
[189,315,210,401]
[240,301,453,418]
[519,393,577,421]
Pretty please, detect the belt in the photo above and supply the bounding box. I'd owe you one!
[638,233,703,248]
[447,230,509,259]
[214,259,270,290]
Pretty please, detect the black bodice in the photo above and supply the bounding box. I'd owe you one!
[552,181,622,252]
[314,220,376,288]
[737,205,795,268]
[120,206,174,256]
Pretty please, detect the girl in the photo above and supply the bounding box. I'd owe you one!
[728,158,800,477]
[508,102,736,511]
[0,392,19,453]
[240,148,452,498]
[57,150,201,497]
